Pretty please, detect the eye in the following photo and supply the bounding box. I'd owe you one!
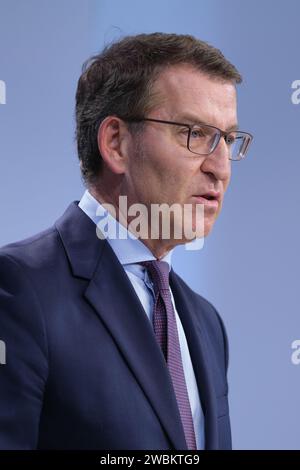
[190,127,205,139]
[225,133,236,145]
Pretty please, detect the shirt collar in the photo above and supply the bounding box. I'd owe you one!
[78,190,174,271]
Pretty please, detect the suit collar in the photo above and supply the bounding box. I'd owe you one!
[55,201,105,280]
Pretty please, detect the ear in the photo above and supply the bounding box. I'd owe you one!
[97,116,131,175]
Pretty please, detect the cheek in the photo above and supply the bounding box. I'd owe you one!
[159,161,194,201]
[130,135,196,201]
[223,171,231,195]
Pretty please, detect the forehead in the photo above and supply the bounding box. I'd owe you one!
[150,64,238,129]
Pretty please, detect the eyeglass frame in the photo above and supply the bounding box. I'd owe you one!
[124,117,253,161]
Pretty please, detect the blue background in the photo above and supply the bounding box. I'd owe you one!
[0,0,299,449]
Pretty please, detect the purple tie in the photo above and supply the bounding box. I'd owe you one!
[141,260,197,450]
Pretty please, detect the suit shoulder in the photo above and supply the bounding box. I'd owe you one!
[0,225,62,272]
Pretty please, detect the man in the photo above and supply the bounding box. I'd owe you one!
[0,33,252,450]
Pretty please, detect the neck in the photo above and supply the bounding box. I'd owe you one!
[89,186,180,260]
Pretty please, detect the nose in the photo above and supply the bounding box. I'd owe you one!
[200,136,231,181]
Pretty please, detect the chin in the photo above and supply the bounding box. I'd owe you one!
[205,219,217,236]
[190,215,215,238]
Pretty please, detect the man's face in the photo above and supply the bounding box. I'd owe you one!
[123,64,237,244]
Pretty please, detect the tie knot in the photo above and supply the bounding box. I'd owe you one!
[141,260,170,293]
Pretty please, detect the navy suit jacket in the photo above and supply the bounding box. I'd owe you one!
[0,201,231,450]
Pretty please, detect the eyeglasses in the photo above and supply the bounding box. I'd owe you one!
[125,117,253,161]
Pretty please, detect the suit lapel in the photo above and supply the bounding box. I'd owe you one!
[55,202,187,450]
[170,270,219,449]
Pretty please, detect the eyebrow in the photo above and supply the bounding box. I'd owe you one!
[175,113,239,132]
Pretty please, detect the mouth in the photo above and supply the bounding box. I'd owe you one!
[192,191,221,208]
